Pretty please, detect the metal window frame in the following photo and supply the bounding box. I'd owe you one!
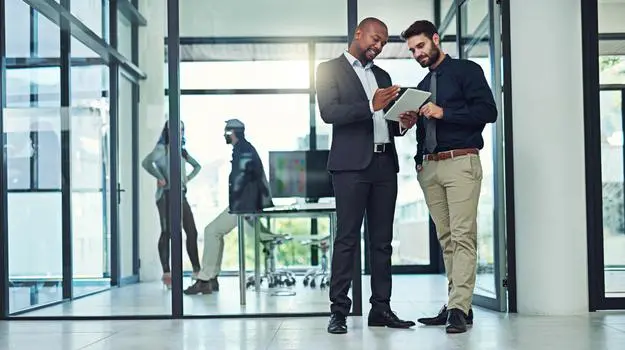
[500,0,517,314]
[0,0,9,320]
[22,0,146,80]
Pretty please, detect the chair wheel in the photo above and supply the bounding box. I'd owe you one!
[303,277,310,286]
[310,279,316,288]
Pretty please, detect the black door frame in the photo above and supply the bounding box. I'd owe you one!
[588,84,625,310]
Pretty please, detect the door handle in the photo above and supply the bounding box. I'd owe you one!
[117,183,126,204]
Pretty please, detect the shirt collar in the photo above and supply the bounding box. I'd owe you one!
[344,51,374,69]
[430,53,451,74]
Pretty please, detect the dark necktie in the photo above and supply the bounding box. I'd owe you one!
[425,72,438,154]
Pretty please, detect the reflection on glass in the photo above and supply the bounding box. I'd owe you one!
[461,0,489,35]
[70,104,111,298]
[70,55,111,298]
[465,40,496,298]
[5,108,64,313]
[599,90,625,298]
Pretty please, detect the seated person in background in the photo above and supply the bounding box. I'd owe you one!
[184,119,273,295]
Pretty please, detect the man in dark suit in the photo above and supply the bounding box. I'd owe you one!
[316,17,419,334]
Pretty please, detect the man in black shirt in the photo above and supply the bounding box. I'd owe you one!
[401,20,497,334]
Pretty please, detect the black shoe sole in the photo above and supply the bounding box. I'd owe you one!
[446,326,467,334]
[327,328,347,334]
[368,321,415,328]
[418,319,473,326]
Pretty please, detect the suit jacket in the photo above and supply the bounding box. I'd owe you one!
[315,55,406,173]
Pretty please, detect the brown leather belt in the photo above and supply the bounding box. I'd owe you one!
[424,148,479,161]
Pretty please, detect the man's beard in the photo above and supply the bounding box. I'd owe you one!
[359,47,378,63]
[418,47,440,68]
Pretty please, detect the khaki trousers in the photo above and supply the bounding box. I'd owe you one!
[196,208,279,281]
[417,153,482,314]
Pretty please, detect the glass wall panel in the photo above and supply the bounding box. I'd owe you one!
[178,0,347,37]
[118,13,133,59]
[70,56,111,299]
[179,43,309,90]
[118,75,136,282]
[599,0,625,33]
[598,0,625,304]
[70,0,104,38]
[599,89,625,298]
[4,3,64,314]
[4,0,30,58]
[358,0,434,35]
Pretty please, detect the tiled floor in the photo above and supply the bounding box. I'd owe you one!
[5,275,625,349]
[17,275,496,317]
[2,311,625,349]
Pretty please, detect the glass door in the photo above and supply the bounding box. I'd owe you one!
[458,0,507,311]
[598,87,625,307]
[117,74,137,281]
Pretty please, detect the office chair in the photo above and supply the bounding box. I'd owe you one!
[301,235,331,289]
[245,228,296,289]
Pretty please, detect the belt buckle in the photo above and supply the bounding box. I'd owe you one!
[374,144,385,153]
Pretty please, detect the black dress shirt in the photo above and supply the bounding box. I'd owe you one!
[414,54,497,166]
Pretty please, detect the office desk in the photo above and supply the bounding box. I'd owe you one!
[235,202,337,305]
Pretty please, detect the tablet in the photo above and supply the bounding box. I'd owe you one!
[383,88,432,122]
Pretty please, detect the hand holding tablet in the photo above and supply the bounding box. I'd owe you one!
[383,88,432,122]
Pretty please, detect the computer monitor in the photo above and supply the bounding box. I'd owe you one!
[268,150,334,199]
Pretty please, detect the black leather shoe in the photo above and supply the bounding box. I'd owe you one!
[183,280,212,295]
[209,278,219,292]
[368,309,416,328]
[417,305,474,326]
[327,312,347,334]
[446,308,468,334]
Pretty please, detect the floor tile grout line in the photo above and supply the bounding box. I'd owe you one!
[75,331,121,350]
[265,320,283,350]
[604,324,625,334]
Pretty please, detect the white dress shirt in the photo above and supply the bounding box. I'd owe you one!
[343,51,391,144]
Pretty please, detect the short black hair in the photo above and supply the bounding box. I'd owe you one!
[357,17,387,31]
[400,20,438,40]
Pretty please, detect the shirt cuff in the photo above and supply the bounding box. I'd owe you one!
[398,124,408,135]
[369,100,375,113]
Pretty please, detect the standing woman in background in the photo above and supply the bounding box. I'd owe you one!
[142,121,202,288]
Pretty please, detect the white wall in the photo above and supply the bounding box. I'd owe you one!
[510,0,588,315]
